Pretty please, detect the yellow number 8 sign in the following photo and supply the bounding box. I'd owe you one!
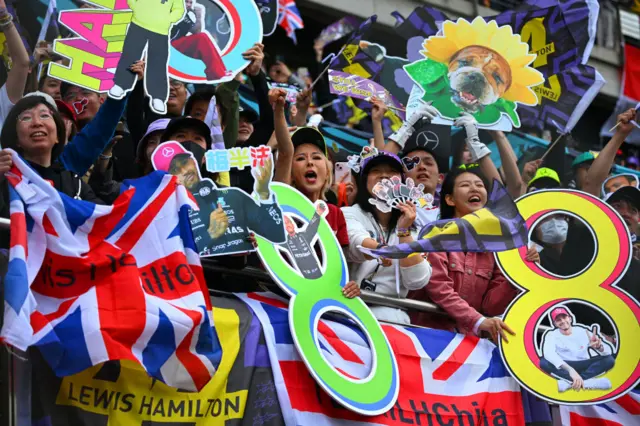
[495,189,640,404]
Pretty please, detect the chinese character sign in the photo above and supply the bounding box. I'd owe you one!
[152,142,285,257]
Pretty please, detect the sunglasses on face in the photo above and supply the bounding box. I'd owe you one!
[402,156,435,171]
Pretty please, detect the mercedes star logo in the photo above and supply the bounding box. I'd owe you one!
[416,131,440,150]
[162,146,175,157]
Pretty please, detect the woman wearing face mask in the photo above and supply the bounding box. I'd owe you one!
[0,96,105,246]
[342,150,432,324]
[408,165,517,343]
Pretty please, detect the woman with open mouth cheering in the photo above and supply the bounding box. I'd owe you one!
[408,164,518,343]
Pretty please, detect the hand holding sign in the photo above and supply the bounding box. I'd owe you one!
[371,97,388,122]
[269,88,287,108]
[242,43,265,77]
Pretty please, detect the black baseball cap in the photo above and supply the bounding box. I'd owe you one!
[239,106,259,123]
[291,127,328,157]
[161,116,212,149]
[606,186,640,211]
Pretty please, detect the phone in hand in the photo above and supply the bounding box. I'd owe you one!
[334,162,351,185]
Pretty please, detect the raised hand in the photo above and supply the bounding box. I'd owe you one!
[371,97,388,123]
[525,246,540,263]
[129,60,145,81]
[616,108,637,135]
[268,88,287,108]
[252,155,274,200]
[587,326,603,351]
[242,42,265,77]
[208,203,229,240]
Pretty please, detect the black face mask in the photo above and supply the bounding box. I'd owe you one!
[181,141,206,165]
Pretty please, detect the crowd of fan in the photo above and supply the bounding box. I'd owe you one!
[0,0,638,349]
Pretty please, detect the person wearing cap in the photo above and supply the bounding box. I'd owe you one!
[270,88,350,248]
[541,306,614,392]
[408,165,517,342]
[527,167,561,193]
[55,99,78,143]
[341,149,432,324]
[606,186,640,248]
[157,142,285,256]
[571,151,598,190]
[625,156,639,171]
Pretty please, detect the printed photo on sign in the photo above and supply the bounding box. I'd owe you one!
[404,17,545,130]
[602,173,639,198]
[49,0,262,114]
[535,303,618,394]
[495,189,640,405]
[151,141,285,257]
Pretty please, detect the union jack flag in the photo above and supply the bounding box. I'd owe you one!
[240,292,525,425]
[1,151,219,392]
[560,390,640,425]
[277,0,304,43]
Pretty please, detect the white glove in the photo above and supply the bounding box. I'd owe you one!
[389,103,439,149]
[454,113,490,161]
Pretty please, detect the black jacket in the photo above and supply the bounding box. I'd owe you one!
[189,179,285,256]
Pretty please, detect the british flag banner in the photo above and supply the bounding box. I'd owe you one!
[560,390,640,425]
[239,292,525,425]
[1,150,218,392]
[277,0,304,43]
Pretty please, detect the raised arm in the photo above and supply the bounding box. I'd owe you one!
[583,108,636,197]
[294,89,311,127]
[270,88,294,184]
[370,97,388,151]
[455,113,502,187]
[489,130,524,197]
[0,1,30,104]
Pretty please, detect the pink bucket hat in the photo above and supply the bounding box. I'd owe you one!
[151,141,189,172]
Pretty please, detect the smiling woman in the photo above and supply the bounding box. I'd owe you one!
[408,164,518,343]
[0,95,105,247]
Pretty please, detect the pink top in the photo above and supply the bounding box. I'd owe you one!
[409,251,518,334]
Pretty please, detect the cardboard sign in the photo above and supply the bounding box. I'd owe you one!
[254,184,400,415]
[495,189,640,404]
[329,70,406,120]
[404,17,544,130]
[151,142,285,256]
[49,0,262,114]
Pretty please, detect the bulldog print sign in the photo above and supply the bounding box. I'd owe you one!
[404,17,545,130]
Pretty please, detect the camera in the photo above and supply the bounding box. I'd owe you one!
[360,279,377,292]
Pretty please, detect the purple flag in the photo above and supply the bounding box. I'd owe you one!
[360,181,528,259]
[316,17,362,49]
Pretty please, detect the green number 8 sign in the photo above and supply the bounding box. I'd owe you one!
[255,183,399,415]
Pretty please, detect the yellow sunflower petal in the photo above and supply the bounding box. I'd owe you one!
[508,54,537,69]
[445,19,474,50]
[511,66,545,87]
[422,37,459,63]
[501,39,530,60]
[503,84,539,105]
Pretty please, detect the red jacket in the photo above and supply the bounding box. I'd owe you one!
[409,251,518,333]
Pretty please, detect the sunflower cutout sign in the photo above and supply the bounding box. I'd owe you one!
[404,17,544,130]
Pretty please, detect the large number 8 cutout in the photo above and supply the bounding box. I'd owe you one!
[496,189,640,404]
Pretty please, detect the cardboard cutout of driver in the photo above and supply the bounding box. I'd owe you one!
[540,306,616,393]
[152,141,285,256]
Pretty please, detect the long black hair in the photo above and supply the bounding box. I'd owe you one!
[355,155,404,233]
[1,96,67,162]
[439,164,490,220]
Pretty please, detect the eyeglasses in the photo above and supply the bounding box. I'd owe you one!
[18,111,53,123]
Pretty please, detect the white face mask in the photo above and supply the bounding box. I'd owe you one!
[539,218,569,244]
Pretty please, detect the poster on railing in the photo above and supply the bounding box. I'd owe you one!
[495,189,640,404]
[253,183,400,416]
[152,142,286,257]
[49,0,262,114]
[34,298,285,426]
